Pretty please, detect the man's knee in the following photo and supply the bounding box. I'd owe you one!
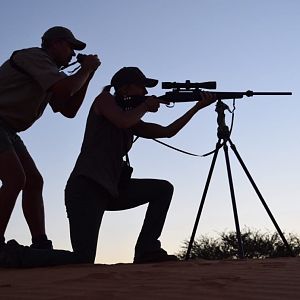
[0,150,26,193]
[1,178,26,195]
[23,171,44,192]
[0,167,26,194]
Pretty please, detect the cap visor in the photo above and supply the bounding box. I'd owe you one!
[145,78,158,88]
[71,39,86,50]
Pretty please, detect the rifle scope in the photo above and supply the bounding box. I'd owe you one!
[162,80,217,90]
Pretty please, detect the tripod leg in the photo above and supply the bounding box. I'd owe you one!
[228,138,293,255]
[185,140,221,260]
[223,143,245,259]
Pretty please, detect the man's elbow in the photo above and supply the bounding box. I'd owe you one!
[60,108,77,118]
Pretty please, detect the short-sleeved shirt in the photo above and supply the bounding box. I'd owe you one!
[69,101,134,199]
[0,47,67,132]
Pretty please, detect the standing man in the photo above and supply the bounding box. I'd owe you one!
[0,26,101,250]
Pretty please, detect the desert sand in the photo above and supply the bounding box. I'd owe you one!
[0,257,299,299]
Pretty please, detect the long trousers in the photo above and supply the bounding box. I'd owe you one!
[64,175,174,263]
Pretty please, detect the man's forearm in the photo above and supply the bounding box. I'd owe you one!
[60,77,91,118]
[63,68,93,96]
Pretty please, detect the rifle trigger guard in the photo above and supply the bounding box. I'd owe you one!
[166,102,175,108]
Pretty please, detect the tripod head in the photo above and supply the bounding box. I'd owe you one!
[215,100,231,140]
[202,100,234,157]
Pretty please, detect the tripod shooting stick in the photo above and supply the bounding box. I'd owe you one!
[216,100,231,140]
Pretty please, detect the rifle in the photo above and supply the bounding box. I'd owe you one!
[159,80,292,102]
[117,80,292,110]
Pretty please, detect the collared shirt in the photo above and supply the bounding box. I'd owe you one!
[0,47,67,132]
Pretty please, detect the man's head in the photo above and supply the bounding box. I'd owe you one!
[41,26,86,67]
[111,67,158,96]
[41,26,86,50]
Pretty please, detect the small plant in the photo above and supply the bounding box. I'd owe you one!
[177,228,300,260]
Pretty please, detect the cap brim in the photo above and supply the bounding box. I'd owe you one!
[145,78,158,88]
[69,39,86,50]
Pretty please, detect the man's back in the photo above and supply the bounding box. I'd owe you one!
[0,47,66,132]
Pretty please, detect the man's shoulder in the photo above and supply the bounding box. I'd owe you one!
[12,47,59,76]
[13,47,50,60]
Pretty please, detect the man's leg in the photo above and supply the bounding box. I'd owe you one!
[16,145,51,248]
[14,142,51,248]
[0,149,26,242]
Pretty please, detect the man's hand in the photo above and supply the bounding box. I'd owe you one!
[80,54,101,73]
[49,54,101,117]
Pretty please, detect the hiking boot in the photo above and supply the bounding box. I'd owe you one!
[1,240,78,268]
[0,240,25,268]
[134,248,179,264]
[30,239,53,250]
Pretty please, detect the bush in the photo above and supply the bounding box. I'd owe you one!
[177,228,300,260]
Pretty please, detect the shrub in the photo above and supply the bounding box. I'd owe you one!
[177,228,300,260]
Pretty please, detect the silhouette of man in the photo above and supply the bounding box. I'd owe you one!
[65,67,216,263]
[0,26,101,251]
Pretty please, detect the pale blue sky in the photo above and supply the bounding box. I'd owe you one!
[1,1,299,263]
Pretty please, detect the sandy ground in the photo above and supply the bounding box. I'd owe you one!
[0,257,299,299]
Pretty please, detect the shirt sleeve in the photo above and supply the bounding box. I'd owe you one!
[13,48,67,91]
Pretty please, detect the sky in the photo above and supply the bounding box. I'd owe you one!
[0,0,299,264]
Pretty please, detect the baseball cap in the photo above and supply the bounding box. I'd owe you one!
[111,67,158,89]
[42,26,86,50]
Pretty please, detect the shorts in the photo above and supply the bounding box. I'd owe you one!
[0,121,26,153]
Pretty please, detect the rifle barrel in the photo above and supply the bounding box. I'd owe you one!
[159,90,292,102]
[247,91,292,96]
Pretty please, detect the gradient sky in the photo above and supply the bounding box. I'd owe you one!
[1,1,299,264]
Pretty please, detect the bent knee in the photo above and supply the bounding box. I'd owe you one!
[23,171,44,191]
[162,180,174,192]
[159,180,174,197]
